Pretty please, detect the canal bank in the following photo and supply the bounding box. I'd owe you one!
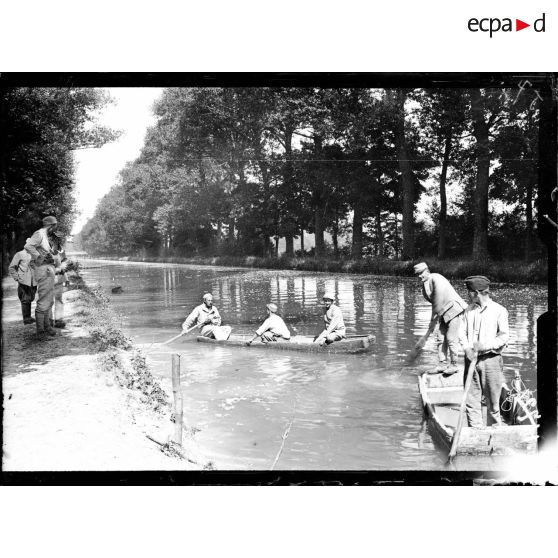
[1,277,211,471]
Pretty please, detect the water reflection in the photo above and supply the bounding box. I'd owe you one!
[80,260,546,470]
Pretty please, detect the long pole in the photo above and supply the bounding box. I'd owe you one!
[171,354,183,447]
[448,356,477,462]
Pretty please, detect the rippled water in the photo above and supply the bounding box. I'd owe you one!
[80,259,546,470]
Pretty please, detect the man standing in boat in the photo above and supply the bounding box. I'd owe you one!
[246,303,291,345]
[314,292,346,346]
[414,262,468,375]
[459,275,509,428]
[182,293,230,340]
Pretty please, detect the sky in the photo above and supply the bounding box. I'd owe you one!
[71,88,164,234]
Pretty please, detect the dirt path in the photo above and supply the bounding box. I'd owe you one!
[2,279,208,471]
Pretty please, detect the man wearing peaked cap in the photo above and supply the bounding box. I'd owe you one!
[246,302,291,345]
[24,216,59,339]
[459,275,510,428]
[314,291,346,346]
[414,262,468,375]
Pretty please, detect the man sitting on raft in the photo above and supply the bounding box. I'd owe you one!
[182,293,231,340]
[314,292,346,346]
[246,303,291,345]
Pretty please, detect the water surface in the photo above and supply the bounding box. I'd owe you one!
[80,259,546,471]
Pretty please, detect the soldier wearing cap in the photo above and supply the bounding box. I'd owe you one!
[246,303,291,345]
[24,216,59,339]
[182,293,230,339]
[413,262,467,375]
[8,243,37,325]
[458,275,509,428]
[314,291,346,346]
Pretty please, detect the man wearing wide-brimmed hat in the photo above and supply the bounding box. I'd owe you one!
[458,275,509,428]
[314,291,346,346]
[413,262,467,375]
[24,216,59,339]
[246,303,291,345]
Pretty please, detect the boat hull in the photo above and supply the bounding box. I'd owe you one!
[418,371,538,457]
[196,333,375,354]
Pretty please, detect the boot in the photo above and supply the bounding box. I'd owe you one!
[35,311,47,340]
[22,302,35,324]
[44,312,57,336]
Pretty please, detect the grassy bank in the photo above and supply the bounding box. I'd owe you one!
[72,282,169,411]
[70,279,212,465]
[87,254,548,285]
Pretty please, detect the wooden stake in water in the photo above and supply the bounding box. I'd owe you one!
[171,354,183,447]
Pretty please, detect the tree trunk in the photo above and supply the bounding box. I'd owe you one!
[393,90,415,260]
[376,207,384,257]
[283,126,295,257]
[393,213,400,259]
[471,89,490,261]
[352,203,364,259]
[285,235,294,257]
[438,130,452,259]
[228,218,235,243]
[525,174,534,260]
[314,208,325,258]
[300,228,305,253]
[313,135,326,259]
[332,215,339,258]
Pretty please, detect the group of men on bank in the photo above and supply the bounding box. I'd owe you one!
[8,216,69,339]
[185,262,509,429]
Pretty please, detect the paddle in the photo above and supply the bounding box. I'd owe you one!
[161,323,202,346]
[447,354,478,463]
[407,319,437,363]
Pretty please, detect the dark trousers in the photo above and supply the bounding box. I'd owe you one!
[18,283,37,321]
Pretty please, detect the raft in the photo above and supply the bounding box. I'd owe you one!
[418,370,538,457]
[196,333,375,354]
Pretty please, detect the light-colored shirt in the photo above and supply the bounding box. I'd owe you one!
[322,304,346,336]
[183,303,222,330]
[8,250,36,286]
[458,298,509,355]
[24,228,55,264]
[256,314,291,339]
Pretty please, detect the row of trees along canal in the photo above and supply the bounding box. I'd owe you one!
[79,88,542,263]
[1,87,118,272]
[4,87,540,266]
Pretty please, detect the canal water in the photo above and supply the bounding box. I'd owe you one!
[80,259,545,471]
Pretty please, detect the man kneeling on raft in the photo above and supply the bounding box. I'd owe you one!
[314,292,346,346]
[246,303,291,345]
[182,293,231,340]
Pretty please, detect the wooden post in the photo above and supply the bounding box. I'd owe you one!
[171,354,183,447]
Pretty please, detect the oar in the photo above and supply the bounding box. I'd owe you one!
[447,354,478,463]
[161,323,202,345]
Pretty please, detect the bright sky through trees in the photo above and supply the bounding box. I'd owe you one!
[71,88,163,234]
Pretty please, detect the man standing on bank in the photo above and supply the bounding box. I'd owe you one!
[50,229,69,328]
[246,303,291,345]
[414,262,468,375]
[24,216,59,339]
[459,275,509,428]
[314,292,346,346]
[8,245,37,324]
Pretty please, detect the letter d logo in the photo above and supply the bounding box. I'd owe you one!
[534,13,546,32]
